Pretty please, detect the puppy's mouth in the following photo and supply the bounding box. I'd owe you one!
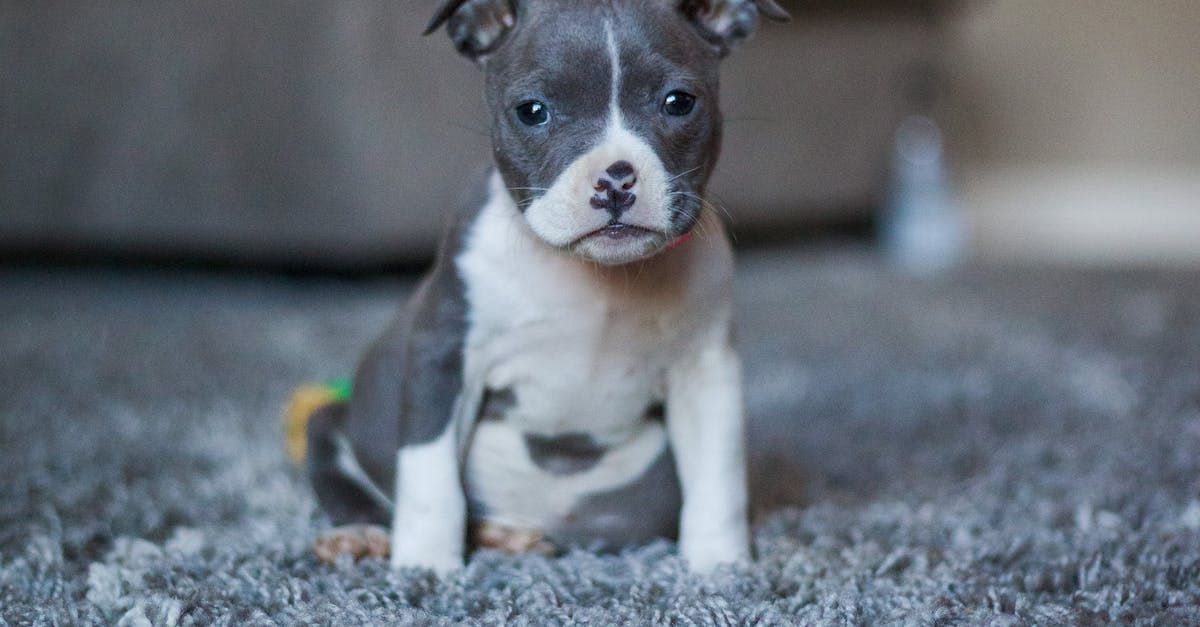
[567,222,670,265]
[580,223,660,242]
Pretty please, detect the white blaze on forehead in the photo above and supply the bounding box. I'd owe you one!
[605,20,622,127]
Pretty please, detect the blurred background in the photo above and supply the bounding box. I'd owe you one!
[2,0,1198,270]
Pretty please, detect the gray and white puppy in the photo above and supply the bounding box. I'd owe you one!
[305,0,789,574]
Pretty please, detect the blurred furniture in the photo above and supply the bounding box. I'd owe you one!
[1,1,958,267]
[945,0,1200,266]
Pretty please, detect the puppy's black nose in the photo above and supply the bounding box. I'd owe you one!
[606,160,636,183]
[591,161,638,220]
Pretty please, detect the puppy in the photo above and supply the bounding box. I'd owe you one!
[305,0,789,574]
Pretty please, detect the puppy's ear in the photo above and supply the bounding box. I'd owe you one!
[424,0,518,60]
[676,0,790,56]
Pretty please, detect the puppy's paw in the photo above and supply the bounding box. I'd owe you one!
[389,538,463,575]
[313,524,390,564]
[679,531,751,574]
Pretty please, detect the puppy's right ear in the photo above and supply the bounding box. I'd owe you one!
[424,0,518,60]
[676,0,790,56]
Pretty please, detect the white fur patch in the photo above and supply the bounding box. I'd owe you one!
[389,423,466,574]
[606,19,622,126]
[667,340,751,572]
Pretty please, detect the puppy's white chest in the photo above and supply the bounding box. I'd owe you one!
[475,295,678,436]
[453,175,727,439]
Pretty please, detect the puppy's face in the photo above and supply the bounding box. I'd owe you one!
[484,3,720,265]
[428,0,789,265]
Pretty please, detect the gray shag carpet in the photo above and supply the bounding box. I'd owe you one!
[2,247,1199,625]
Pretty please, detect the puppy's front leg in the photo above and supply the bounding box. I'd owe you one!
[390,423,466,574]
[667,337,751,573]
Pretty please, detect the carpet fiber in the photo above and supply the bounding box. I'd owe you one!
[2,248,1198,624]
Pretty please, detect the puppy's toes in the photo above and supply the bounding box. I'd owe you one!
[474,521,556,556]
[360,525,390,559]
[313,524,391,564]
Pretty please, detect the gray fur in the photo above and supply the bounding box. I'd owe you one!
[479,386,518,421]
[523,432,609,475]
[305,402,391,525]
[549,442,682,549]
[484,3,614,212]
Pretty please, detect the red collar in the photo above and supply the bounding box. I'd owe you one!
[666,231,694,251]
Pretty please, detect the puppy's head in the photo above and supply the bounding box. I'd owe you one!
[428,0,788,265]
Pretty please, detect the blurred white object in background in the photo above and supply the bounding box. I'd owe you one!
[881,115,967,275]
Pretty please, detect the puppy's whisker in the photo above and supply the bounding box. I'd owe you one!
[695,188,737,226]
[672,190,735,229]
[690,211,713,243]
[703,190,737,223]
[700,199,737,244]
[666,198,712,244]
[666,167,701,183]
[668,191,715,225]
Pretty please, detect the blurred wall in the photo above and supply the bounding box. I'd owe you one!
[1,2,487,265]
[946,0,1200,265]
[1,1,953,267]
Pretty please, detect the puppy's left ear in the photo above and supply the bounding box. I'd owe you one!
[676,0,790,56]
[424,0,518,60]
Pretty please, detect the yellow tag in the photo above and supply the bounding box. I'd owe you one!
[283,384,337,465]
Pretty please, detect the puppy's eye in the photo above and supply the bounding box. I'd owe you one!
[662,91,696,116]
[515,101,550,126]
